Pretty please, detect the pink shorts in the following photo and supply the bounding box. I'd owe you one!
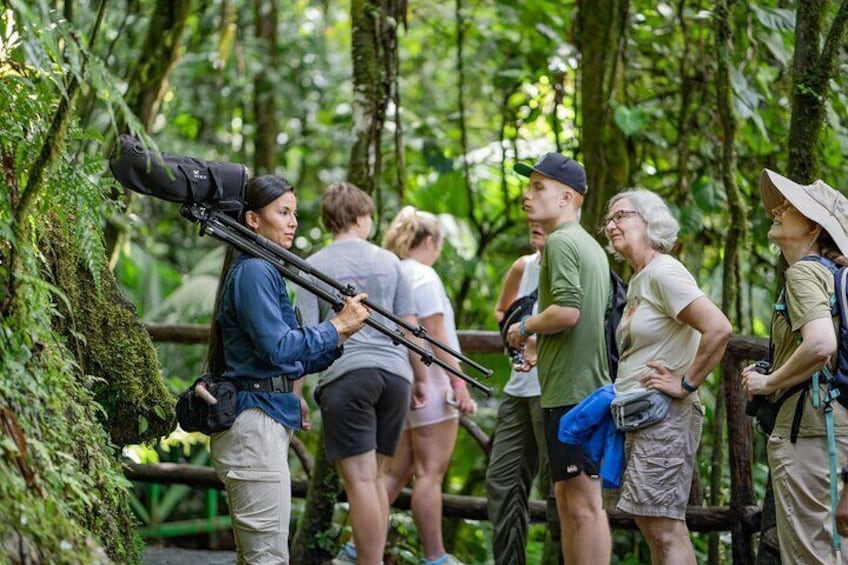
[406,367,459,429]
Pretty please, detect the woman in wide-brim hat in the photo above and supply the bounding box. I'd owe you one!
[742,169,848,563]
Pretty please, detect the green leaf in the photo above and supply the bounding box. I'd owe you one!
[153,404,168,421]
[138,415,149,435]
[613,105,646,137]
[761,32,791,67]
[691,175,718,211]
[752,6,795,32]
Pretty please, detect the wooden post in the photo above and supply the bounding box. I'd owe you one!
[723,354,756,563]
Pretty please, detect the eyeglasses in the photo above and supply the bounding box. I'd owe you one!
[602,209,640,227]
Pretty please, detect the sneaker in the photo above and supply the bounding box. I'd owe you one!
[331,542,358,564]
[422,554,466,565]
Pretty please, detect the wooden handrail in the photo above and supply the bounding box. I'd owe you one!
[144,323,768,359]
[124,461,761,533]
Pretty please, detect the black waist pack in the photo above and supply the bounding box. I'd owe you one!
[176,375,237,434]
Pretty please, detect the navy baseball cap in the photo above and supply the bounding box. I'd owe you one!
[514,153,587,194]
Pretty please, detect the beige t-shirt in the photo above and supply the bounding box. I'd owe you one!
[614,254,704,395]
[771,261,848,437]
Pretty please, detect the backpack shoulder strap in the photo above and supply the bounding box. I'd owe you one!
[800,254,838,273]
[774,287,792,330]
[794,257,844,550]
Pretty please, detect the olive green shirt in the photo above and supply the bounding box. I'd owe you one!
[771,261,848,438]
[537,221,611,408]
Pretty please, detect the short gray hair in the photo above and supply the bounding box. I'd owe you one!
[605,189,679,255]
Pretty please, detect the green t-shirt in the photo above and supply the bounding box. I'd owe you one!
[771,260,848,438]
[537,221,611,408]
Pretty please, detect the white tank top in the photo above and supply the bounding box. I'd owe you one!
[503,252,542,398]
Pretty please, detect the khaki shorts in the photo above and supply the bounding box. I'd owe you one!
[406,367,459,429]
[617,396,703,520]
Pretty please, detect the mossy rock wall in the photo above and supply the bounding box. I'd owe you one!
[0,269,140,562]
[0,220,175,563]
[47,224,175,445]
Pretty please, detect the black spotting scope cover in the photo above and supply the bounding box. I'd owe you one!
[109,135,248,214]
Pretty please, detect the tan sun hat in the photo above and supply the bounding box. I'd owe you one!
[760,168,848,256]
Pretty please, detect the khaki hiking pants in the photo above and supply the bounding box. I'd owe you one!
[768,433,848,564]
[211,407,293,565]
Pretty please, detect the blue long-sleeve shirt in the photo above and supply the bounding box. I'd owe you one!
[218,254,342,430]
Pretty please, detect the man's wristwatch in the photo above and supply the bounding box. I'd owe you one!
[518,318,534,338]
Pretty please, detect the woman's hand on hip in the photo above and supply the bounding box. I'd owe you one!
[642,361,689,399]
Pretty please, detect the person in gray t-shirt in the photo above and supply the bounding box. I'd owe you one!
[295,182,427,565]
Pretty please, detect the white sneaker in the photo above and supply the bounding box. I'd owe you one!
[423,554,466,565]
[331,543,357,564]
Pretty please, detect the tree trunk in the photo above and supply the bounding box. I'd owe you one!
[292,2,405,561]
[9,0,109,316]
[104,0,192,265]
[576,0,631,234]
[253,0,279,174]
[290,439,344,564]
[715,2,754,562]
[456,0,477,231]
[786,0,848,182]
[120,0,192,133]
[1,3,166,562]
[348,0,402,214]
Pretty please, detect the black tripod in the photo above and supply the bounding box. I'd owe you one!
[181,204,493,395]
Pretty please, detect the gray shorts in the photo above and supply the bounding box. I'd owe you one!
[316,368,410,461]
[617,396,703,520]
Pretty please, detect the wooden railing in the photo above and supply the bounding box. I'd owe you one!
[134,323,768,558]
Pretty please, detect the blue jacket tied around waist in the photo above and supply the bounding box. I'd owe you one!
[557,384,624,488]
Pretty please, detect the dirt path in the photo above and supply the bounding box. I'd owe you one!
[142,546,236,565]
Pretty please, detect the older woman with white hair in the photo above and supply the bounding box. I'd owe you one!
[603,189,731,564]
[742,169,848,563]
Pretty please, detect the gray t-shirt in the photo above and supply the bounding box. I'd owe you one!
[295,239,415,388]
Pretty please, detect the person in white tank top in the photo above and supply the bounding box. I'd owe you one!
[485,223,561,564]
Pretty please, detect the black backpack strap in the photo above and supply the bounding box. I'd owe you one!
[771,292,808,443]
[789,386,807,444]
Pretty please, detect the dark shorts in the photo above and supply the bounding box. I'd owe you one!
[543,404,599,482]
[316,368,411,461]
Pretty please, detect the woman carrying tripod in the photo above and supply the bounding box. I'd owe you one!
[205,175,369,565]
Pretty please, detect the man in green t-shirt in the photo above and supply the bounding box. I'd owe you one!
[507,153,611,565]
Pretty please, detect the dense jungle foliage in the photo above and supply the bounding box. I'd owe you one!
[3,0,848,563]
